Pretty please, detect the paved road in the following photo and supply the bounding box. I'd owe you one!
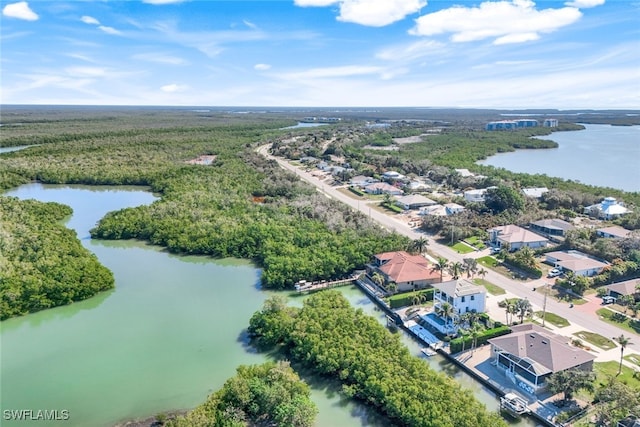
[257,145,640,355]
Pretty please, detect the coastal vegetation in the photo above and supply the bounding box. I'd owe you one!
[167,361,317,427]
[248,291,507,427]
[0,197,114,319]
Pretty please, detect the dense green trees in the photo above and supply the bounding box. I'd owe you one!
[248,291,506,427]
[0,197,114,319]
[1,114,407,292]
[168,361,317,427]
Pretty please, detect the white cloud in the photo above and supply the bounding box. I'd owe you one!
[565,0,605,8]
[98,26,122,36]
[295,0,426,27]
[2,2,38,21]
[410,0,582,45]
[254,63,271,71]
[243,20,258,30]
[143,0,186,4]
[279,65,383,80]
[81,15,100,25]
[376,39,446,62]
[132,53,188,65]
[161,83,188,93]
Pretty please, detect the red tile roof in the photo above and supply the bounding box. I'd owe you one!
[374,251,439,284]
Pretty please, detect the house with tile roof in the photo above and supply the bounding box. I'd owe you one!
[545,250,609,277]
[488,324,595,395]
[606,278,640,300]
[488,224,549,251]
[597,225,633,239]
[369,251,440,292]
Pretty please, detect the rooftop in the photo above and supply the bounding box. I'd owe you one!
[489,224,549,244]
[597,225,633,238]
[374,251,439,284]
[531,218,574,232]
[607,278,640,296]
[433,278,486,298]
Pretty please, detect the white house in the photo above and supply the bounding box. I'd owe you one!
[545,250,609,277]
[488,224,549,251]
[395,194,437,210]
[522,187,549,199]
[585,197,631,220]
[464,189,488,203]
[444,203,466,215]
[382,170,405,180]
[422,279,486,335]
[350,175,378,187]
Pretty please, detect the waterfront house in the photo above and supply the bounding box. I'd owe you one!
[585,197,631,220]
[545,250,609,277]
[606,278,640,300]
[395,194,437,210]
[530,218,575,238]
[488,224,549,251]
[543,118,559,127]
[369,251,440,292]
[423,279,486,335]
[597,225,633,239]
[488,324,595,395]
[364,182,403,196]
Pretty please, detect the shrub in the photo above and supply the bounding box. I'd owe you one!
[450,325,511,353]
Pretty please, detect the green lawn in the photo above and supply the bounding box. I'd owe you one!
[451,242,475,254]
[473,278,505,295]
[625,354,640,368]
[477,256,498,268]
[595,361,640,392]
[534,311,570,328]
[573,330,616,350]
[597,308,640,335]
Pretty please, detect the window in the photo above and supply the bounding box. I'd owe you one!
[461,296,466,302]
[471,295,475,301]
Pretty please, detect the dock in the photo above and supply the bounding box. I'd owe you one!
[500,393,531,417]
[294,274,360,293]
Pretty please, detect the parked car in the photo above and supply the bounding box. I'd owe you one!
[547,268,562,278]
[602,296,616,305]
[490,247,501,255]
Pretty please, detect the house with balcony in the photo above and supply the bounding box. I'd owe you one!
[422,279,486,335]
[488,224,549,251]
[488,324,595,395]
[369,251,440,293]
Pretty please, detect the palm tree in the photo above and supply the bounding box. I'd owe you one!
[463,258,478,278]
[410,236,429,255]
[386,281,398,295]
[371,272,384,288]
[449,261,463,280]
[477,268,488,280]
[614,334,631,376]
[432,257,449,282]
[515,298,533,324]
[436,302,455,335]
[470,323,483,354]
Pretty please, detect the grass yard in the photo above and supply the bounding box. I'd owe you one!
[451,242,475,254]
[597,308,640,335]
[473,278,505,295]
[594,361,640,392]
[337,187,364,200]
[625,354,640,368]
[573,331,616,350]
[477,256,499,268]
[535,311,570,328]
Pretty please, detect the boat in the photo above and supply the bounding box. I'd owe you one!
[500,393,530,417]
[421,347,437,357]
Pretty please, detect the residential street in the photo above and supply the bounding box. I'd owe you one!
[257,144,640,357]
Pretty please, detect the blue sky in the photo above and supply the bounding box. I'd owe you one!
[1,0,638,108]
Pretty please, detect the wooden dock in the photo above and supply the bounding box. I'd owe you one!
[294,275,360,293]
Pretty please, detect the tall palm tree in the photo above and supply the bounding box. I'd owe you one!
[470,323,483,354]
[614,334,631,376]
[437,302,455,335]
[515,298,533,324]
[449,261,463,280]
[432,257,449,282]
[410,236,429,255]
[477,268,488,280]
[463,258,478,278]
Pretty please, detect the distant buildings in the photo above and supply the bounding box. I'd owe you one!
[521,187,549,199]
[485,118,558,130]
[597,225,633,239]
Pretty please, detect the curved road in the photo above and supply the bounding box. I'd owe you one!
[258,144,639,355]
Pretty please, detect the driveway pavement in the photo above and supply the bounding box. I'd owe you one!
[257,145,640,359]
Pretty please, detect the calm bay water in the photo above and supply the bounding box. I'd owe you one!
[1,184,532,426]
[478,124,640,192]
